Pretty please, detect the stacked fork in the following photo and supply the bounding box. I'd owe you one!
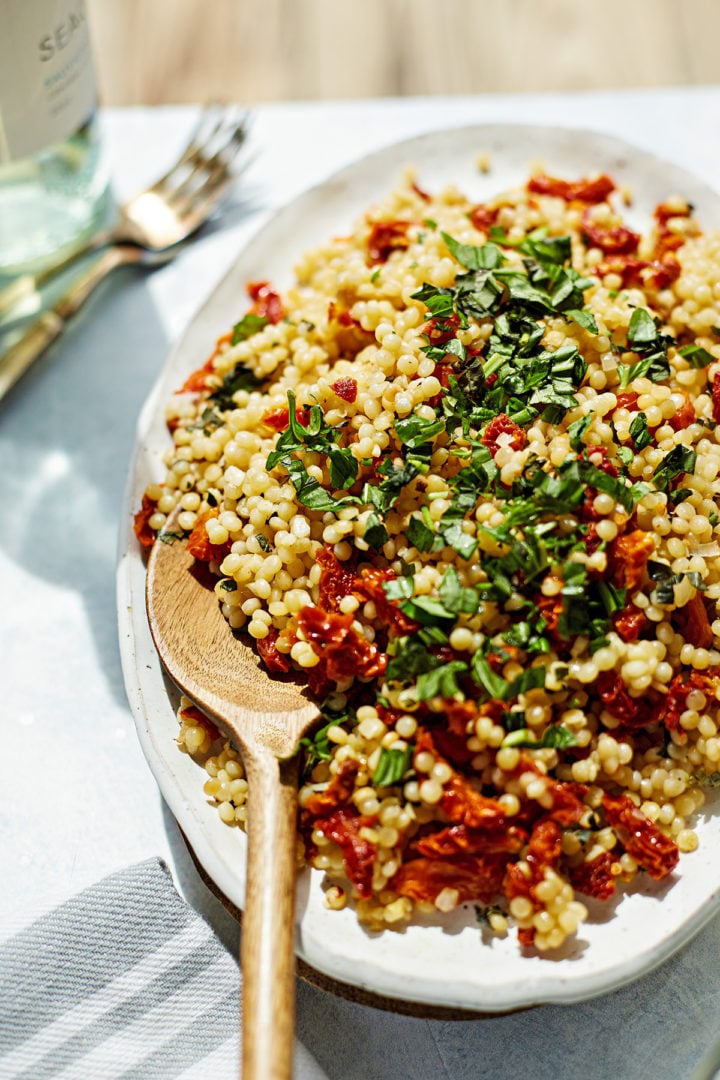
[0,104,250,403]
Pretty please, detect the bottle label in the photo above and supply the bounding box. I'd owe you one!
[0,0,97,163]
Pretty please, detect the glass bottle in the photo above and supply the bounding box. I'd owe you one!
[0,0,109,275]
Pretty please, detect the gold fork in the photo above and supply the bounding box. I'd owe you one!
[0,104,250,403]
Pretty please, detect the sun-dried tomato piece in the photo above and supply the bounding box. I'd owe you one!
[609,530,655,591]
[256,627,291,674]
[176,332,232,394]
[602,792,679,880]
[654,201,691,228]
[650,253,682,289]
[713,372,720,426]
[422,311,460,345]
[178,357,215,394]
[653,201,694,261]
[186,511,232,562]
[536,592,564,644]
[615,391,639,412]
[585,444,619,478]
[597,254,682,291]
[505,819,564,946]
[133,494,157,548]
[367,220,411,264]
[528,173,615,203]
[469,204,500,231]
[527,818,563,872]
[510,756,589,828]
[415,730,507,828]
[442,699,478,740]
[316,547,356,613]
[352,567,418,635]
[414,822,527,858]
[391,853,508,905]
[318,807,377,898]
[330,377,358,403]
[328,301,361,328]
[668,394,696,432]
[613,606,650,643]
[261,405,310,432]
[655,671,717,731]
[430,726,475,766]
[569,851,618,900]
[411,180,431,202]
[247,280,285,323]
[673,593,714,650]
[596,671,653,727]
[178,701,220,742]
[305,660,333,700]
[304,758,360,817]
[297,606,387,681]
[582,209,640,255]
[481,413,527,458]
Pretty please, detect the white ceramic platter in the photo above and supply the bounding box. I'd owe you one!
[117,123,720,1012]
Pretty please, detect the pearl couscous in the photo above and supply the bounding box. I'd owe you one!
[137,165,720,952]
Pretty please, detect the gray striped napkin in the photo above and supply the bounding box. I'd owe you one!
[0,860,240,1080]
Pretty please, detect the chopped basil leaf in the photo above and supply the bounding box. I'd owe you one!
[208,362,264,409]
[678,344,714,369]
[471,654,509,699]
[566,308,599,334]
[407,512,436,552]
[652,445,697,492]
[256,533,272,552]
[416,660,469,700]
[648,560,705,605]
[441,232,504,271]
[437,566,481,615]
[372,745,414,787]
[568,414,592,452]
[157,529,182,545]
[617,350,671,390]
[399,594,456,626]
[328,448,359,490]
[284,459,357,512]
[383,575,415,601]
[627,307,658,347]
[299,711,356,774]
[394,413,445,449]
[629,412,651,450]
[364,513,389,549]
[501,724,578,750]
[231,312,268,344]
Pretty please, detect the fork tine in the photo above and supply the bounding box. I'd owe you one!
[149,104,247,195]
[159,117,250,207]
[147,103,226,190]
[171,148,257,222]
[174,179,236,235]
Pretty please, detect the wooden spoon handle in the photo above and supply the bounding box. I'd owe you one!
[240,747,299,1080]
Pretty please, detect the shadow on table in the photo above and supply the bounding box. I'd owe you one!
[0,265,169,709]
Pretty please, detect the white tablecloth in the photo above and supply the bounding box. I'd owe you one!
[3,89,720,1079]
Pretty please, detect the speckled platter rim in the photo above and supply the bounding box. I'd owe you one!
[118,122,720,1013]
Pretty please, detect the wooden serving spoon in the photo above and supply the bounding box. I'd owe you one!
[145,523,320,1080]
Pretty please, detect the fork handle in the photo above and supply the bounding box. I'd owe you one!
[0,229,113,321]
[0,245,139,404]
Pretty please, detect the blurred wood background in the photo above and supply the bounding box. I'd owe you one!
[87,0,720,105]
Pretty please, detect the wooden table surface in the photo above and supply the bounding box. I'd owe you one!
[88,0,720,106]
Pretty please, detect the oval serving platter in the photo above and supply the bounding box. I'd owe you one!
[117,123,720,1013]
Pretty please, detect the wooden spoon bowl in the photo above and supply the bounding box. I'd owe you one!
[145,525,320,1080]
